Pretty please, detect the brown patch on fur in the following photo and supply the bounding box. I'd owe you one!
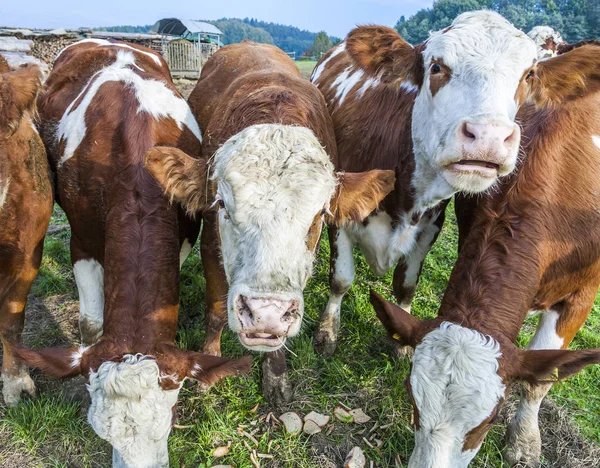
[306,212,324,252]
[328,170,395,225]
[345,26,424,86]
[428,59,451,97]
[144,146,209,215]
[557,39,600,55]
[463,399,503,450]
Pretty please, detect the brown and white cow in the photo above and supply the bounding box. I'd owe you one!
[14,40,250,467]
[311,11,541,356]
[527,26,564,59]
[528,26,600,60]
[0,58,53,407]
[372,43,600,468]
[145,41,395,403]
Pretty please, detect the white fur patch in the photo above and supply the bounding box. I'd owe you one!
[357,77,380,97]
[332,67,364,105]
[400,81,418,93]
[320,229,355,337]
[527,26,563,59]
[179,239,193,268]
[87,354,181,468]
[57,38,162,67]
[408,322,505,468]
[57,50,201,167]
[55,38,111,60]
[528,310,564,350]
[73,259,104,344]
[71,345,91,368]
[592,136,600,151]
[347,211,434,277]
[211,124,337,338]
[0,177,10,210]
[311,41,346,83]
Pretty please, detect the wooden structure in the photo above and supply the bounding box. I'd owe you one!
[150,19,222,76]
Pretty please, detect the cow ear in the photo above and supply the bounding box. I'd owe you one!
[15,346,85,378]
[514,348,600,385]
[144,146,209,214]
[327,170,395,225]
[369,290,421,348]
[531,44,600,106]
[0,64,42,134]
[345,26,424,85]
[187,354,252,386]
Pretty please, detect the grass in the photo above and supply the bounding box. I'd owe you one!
[1,204,599,467]
[295,61,317,80]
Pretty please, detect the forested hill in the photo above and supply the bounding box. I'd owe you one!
[396,0,599,44]
[205,18,339,57]
[96,19,339,57]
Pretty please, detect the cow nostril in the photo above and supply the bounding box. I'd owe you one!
[239,295,253,319]
[462,122,476,140]
[282,301,299,322]
[504,127,518,145]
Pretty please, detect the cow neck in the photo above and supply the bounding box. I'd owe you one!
[101,163,181,351]
[437,106,570,343]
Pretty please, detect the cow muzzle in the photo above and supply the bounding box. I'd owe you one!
[442,119,520,192]
[232,295,302,351]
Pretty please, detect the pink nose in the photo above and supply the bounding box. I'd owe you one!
[235,296,299,336]
[458,121,520,165]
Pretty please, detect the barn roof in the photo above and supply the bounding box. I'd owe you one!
[150,19,222,37]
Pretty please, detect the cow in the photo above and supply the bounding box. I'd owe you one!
[311,10,544,357]
[0,57,53,407]
[527,26,564,59]
[13,40,251,467]
[370,42,600,468]
[144,41,395,404]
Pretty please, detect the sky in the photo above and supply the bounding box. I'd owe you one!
[1,0,433,38]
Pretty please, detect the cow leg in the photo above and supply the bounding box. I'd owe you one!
[314,226,355,356]
[262,348,292,405]
[391,207,446,357]
[72,240,104,347]
[201,211,228,357]
[0,243,42,406]
[505,291,595,467]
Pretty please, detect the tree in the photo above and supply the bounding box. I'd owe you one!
[306,31,333,57]
[395,0,597,44]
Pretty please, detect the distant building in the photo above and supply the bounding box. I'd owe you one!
[150,18,224,76]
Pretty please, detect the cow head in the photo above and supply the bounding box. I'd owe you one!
[527,26,564,59]
[346,11,538,196]
[16,343,251,468]
[146,124,395,352]
[370,291,600,467]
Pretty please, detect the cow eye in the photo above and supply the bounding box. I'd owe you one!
[431,63,442,74]
[217,199,225,209]
[526,69,535,81]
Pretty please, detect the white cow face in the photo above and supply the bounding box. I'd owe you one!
[144,128,395,353]
[212,124,337,352]
[345,11,538,200]
[87,355,179,468]
[406,324,506,468]
[411,11,536,195]
[370,291,600,467]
